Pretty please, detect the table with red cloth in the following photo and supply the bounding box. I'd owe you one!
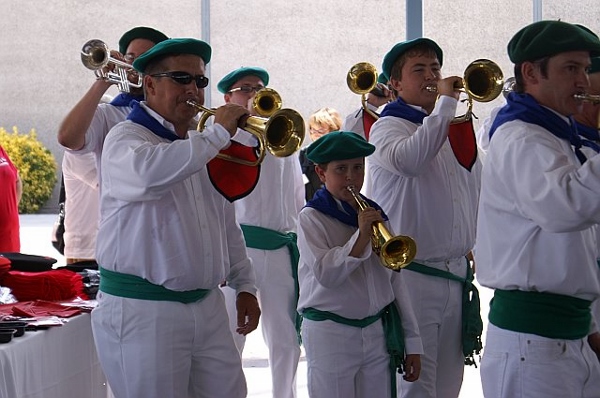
[0,313,113,398]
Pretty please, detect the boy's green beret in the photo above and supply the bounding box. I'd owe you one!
[217,67,270,94]
[118,26,169,55]
[306,131,375,164]
[382,38,443,78]
[132,38,212,73]
[508,21,600,63]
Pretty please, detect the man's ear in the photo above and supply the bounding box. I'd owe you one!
[521,62,539,86]
[143,75,156,95]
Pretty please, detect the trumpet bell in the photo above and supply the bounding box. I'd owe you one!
[347,62,378,95]
[253,88,282,117]
[81,39,110,70]
[263,109,305,157]
[463,59,504,103]
[381,236,418,271]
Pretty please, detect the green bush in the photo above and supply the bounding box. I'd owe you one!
[0,126,57,213]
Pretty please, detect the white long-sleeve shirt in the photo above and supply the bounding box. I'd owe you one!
[97,102,256,295]
[296,206,423,355]
[62,151,99,259]
[475,119,600,308]
[66,103,132,184]
[368,96,482,262]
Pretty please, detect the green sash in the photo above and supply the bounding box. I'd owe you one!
[489,289,592,340]
[404,260,483,366]
[99,267,211,304]
[240,224,302,344]
[302,305,405,398]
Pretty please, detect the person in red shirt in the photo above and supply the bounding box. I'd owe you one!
[0,145,22,252]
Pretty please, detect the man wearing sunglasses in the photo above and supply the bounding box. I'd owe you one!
[218,67,304,398]
[91,39,260,398]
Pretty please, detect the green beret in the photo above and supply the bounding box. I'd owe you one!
[132,38,212,73]
[508,21,600,63]
[217,67,270,94]
[382,38,443,79]
[377,71,389,84]
[590,57,600,74]
[118,26,169,55]
[306,131,375,164]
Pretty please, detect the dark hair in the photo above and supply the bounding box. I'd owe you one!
[390,43,439,80]
[513,56,550,93]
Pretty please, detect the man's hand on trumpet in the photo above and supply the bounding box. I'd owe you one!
[214,103,250,137]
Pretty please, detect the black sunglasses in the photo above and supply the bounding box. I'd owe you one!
[149,71,209,88]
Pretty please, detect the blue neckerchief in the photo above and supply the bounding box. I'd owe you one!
[305,187,388,228]
[110,93,144,108]
[127,102,182,142]
[574,121,600,153]
[489,92,588,164]
[380,97,427,124]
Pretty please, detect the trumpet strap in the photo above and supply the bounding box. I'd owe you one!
[406,261,483,366]
[302,304,405,398]
[240,224,301,344]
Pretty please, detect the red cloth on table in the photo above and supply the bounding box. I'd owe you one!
[0,255,10,278]
[0,300,82,318]
[0,268,88,302]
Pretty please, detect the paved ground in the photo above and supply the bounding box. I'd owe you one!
[19,214,490,397]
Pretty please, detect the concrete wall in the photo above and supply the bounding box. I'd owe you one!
[1,0,598,211]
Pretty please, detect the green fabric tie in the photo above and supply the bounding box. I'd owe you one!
[405,260,483,366]
[302,305,405,398]
[489,289,592,340]
[240,224,302,344]
[99,267,211,304]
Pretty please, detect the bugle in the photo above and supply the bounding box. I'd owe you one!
[347,185,417,271]
[503,76,600,104]
[426,59,504,123]
[346,62,381,121]
[186,96,305,167]
[80,39,142,93]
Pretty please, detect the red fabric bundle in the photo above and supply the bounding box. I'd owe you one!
[0,269,88,302]
[0,255,10,279]
[0,300,82,318]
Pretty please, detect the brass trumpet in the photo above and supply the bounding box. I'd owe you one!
[426,59,504,123]
[503,77,600,104]
[346,62,381,120]
[347,186,417,271]
[81,39,142,93]
[574,93,600,104]
[186,96,305,167]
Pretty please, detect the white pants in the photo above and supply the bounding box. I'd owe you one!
[302,318,391,398]
[481,323,600,398]
[398,258,466,398]
[223,247,301,398]
[91,289,246,398]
